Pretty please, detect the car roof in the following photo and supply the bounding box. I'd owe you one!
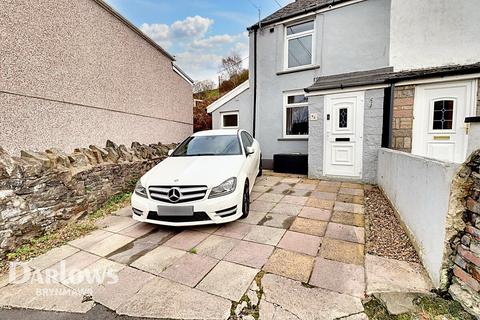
[192,129,240,137]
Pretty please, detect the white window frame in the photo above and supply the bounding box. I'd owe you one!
[284,19,316,71]
[221,111,239,129]
[283,91,309,138]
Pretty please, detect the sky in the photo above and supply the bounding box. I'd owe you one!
[105,0,293,83]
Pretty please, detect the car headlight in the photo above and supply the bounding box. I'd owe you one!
[134,180,147,198]
[209,177,237,198]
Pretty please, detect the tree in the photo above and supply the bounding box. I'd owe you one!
[220,53,244,87]
[193,80,215,95]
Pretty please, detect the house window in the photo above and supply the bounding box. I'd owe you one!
[433,100,454,130]
[285,20,314,69]
[221,112,239,128]
[339,108,348,128]
[284,93,308,137]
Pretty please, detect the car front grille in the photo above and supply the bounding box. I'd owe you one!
[147,211,211,222]
[148,185,208,203]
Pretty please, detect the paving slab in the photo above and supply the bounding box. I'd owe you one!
[69,229,113,250]
[287,189,312,197]
[277,231,321,256]
[114,206,133,217]
[116,277,231,320]
[250,191,263,201]
[224,241,274,268]
[374,292,426,315]
[261,273,364,320]
[309,258,365,298]
[280,195,308,206]
[263,248,314,282]
[282,177,301,184]
[27,245,79,271]
[290,217,327,237]
[341,182,364,189]
[316,184,340,193]
[306,198,334,210]
[257,193,284,203]
[117,222,157,238]
[337,194,364,205]
[62,258,124,291]
[97,216,138,233]
[214,222,252,239]
[139,228,175,244]
[331,211,365,227]
[270,203,303,216]
[260,213,295,229]
[192,224,220,234]
[160,253,218,287]
[164,230,209,250]
[365,254,433,294]
[197,261,258,301]
[85,233,135,257]
[250,200,276,212]
[0,264,33,289]
[310,191,337,201]
[299,178,319,185]
[130,245,185,275]
[240,211,267,225]
[292,183,316,190]
[325,222,365,244]
[107,238,158,265]
[252,185,270,193]
[334,202,364,214]
[339,188,364,197]
[244,225,286,246]
[94,267,155,310]
[258,299,299,320]
[320,238,365,265]
[298,207,331,221]
[47,251,100,281]
[318,181,341,187]
[0,281,94,313]
[194,234,239,259]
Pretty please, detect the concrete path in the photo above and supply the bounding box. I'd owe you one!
[0,172,432,319]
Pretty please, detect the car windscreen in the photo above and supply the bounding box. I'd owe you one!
[171,135,242,156]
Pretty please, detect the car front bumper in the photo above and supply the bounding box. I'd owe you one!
[131,187,244,227]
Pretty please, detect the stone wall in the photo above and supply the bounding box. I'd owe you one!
[391,85,414,152]
[446,150,480,317]
[0,141,173,259]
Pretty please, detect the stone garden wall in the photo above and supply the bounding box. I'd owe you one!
[446,150,480,317]
[0,140,174,259]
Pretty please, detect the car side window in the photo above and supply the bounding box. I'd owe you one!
[240,132,252,155]
[245,132,254,145]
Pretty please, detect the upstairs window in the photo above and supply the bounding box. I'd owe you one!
[284,93,309,137]
[285,20,314,69]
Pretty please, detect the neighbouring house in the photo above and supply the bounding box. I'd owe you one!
[207,0,480,183]
[0,0,193,155]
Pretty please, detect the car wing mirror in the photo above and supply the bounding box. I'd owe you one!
[168,149,174,156]
[246,146,255,155]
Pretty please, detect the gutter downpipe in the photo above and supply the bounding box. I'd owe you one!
[252,25,259,138]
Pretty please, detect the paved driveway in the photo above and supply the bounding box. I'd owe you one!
[0,173,404,319]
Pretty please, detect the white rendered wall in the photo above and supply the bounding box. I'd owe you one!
[390,0,480,71]
[377,148,460,286]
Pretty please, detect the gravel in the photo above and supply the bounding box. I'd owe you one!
[365,186,420,263]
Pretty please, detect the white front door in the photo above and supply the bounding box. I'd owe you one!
[412,80,475,163]
[324,92,364,178]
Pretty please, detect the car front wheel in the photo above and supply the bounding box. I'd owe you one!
[240,181,250,219]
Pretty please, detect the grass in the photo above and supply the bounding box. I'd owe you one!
[1,192,132,273]
[188,248,198,254]
[364,295,475,320]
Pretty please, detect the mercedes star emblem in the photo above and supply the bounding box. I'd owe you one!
[168,187,181,203]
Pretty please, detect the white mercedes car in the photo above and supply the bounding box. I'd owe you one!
[131,129,262,226]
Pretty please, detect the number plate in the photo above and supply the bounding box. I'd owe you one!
[157,205,194,217]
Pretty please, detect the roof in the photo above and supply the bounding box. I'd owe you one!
[173,64,194,85]
[249,0,350,29]
[206,81,249,114]
[306,67,393,92]
[193,129,239,136]
[93,0,174,61]
[306,62,480,92]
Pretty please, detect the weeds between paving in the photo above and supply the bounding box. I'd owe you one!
[0,192,132,275]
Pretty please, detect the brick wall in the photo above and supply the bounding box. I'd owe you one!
[0,140,175,259]
[448,150,480,317]
[392,85,414,152]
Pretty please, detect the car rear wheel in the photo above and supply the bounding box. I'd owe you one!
[240,181,250,219]
[257,155,263,177]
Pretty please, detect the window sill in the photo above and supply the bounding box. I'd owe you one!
[277,137,309,141]
[276,65,320,76]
